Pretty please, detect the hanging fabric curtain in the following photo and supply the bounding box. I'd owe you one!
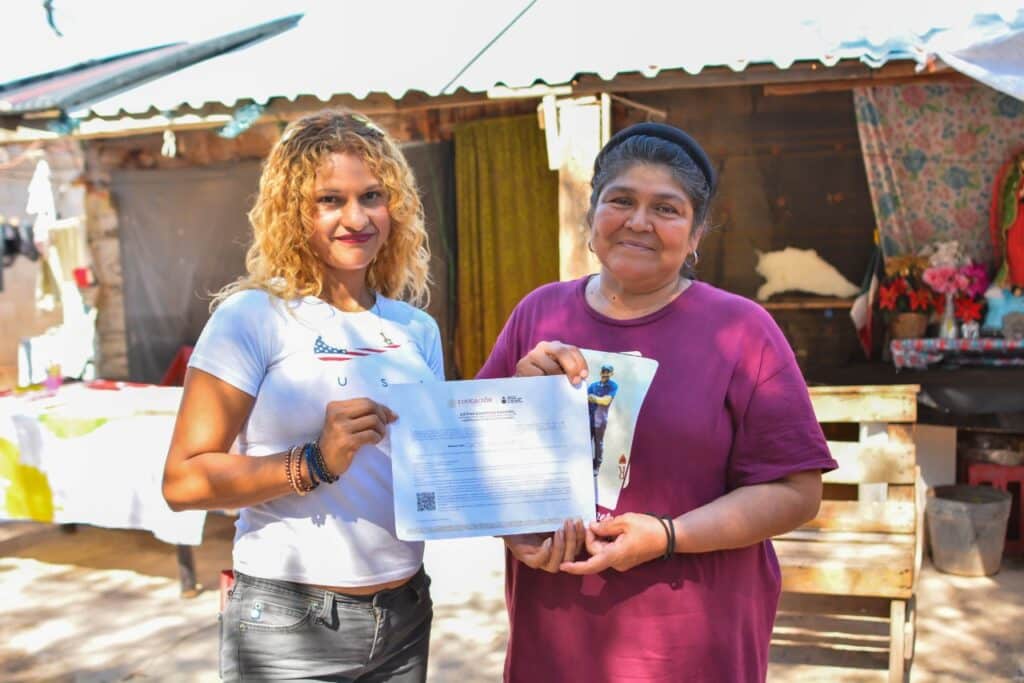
[454,114,559,378]
[853,82,1024,266]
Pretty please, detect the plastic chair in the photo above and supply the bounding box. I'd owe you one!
[967,461,1024,555]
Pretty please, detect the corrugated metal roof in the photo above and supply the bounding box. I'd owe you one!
[445,3,1024,91]
[81,2,525,117]
[0,14,300,121]
[63,1,1024,120]
[0,44,182,114]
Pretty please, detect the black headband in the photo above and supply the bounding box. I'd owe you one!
[598,122,716,194]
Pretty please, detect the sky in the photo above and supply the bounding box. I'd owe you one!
[1,0,310,83]
[2,0,1023,112]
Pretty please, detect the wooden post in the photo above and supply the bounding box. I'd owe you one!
[547,96,605,281]
[859,422,889,503]
[889,599,907,682]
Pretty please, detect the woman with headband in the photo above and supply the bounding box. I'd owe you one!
[163,111,441,681]
[478,122,836,682]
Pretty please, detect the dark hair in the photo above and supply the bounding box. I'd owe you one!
[587,134,714,235]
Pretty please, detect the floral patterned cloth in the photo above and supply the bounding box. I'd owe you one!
[854,83,1024,267]
[891,337,1024,369]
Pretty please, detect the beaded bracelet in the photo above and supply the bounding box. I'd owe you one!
[284,445,298,495]
[288,444,316,496]
[311,441,339,484]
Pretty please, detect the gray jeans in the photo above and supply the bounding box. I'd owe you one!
[220,568,432,682]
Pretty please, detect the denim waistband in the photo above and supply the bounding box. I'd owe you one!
[233,566,428,608]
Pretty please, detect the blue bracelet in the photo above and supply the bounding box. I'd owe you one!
[311,440,339,483]
[304,442,327,486]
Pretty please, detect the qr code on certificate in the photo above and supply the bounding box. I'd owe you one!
[416,492,436,512]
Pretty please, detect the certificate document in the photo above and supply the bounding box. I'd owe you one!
[387,375,595,540]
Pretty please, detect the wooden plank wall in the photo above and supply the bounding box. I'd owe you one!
[617,87,876,374]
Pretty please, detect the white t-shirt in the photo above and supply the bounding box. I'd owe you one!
[188,289,443,586]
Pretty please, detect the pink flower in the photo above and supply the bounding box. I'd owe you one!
[923,266,969,294]
[959,263,990,298]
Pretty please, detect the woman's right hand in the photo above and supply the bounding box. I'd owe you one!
[503,519,585,573]
[514,341,589,385]
[318,398,397,477]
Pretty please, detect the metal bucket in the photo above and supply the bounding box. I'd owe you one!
[927,485,1012,576]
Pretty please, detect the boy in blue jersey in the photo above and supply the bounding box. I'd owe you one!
[587,364,618,475]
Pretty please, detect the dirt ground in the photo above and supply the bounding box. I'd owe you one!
[1,514,1022,682]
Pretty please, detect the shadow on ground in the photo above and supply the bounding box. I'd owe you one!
[769,556,1024,682]
[1,513,236,592]
[2,517,1022,682]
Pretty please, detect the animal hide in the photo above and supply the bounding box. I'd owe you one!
[755,247,860,301]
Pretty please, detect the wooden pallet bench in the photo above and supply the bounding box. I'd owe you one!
[774,384,924,683]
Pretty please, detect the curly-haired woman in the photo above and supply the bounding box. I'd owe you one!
[163,110,442,682]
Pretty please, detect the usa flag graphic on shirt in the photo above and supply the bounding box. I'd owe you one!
[313,335,401,362]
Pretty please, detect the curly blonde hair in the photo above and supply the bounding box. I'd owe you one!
[214,110,430,308]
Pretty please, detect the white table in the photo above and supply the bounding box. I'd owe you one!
[0,381,207,593]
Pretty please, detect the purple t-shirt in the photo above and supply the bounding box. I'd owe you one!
[477,278,837,683]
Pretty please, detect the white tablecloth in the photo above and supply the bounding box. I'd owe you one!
[0,382,206,545]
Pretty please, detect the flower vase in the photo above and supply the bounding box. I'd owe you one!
[939,291,958,339]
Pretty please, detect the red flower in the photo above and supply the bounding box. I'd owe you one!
[890,278,908,295]
[933,291,947,315]
[879,284,900,311]
[955,297,983,322]
[908,288,932,311]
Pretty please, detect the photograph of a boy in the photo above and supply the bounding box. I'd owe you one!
[587,364,618,475]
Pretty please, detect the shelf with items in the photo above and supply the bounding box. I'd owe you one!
[890,337,1024,370]
[758,297,856,311]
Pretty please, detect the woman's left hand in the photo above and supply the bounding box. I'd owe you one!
[560,513,671,574]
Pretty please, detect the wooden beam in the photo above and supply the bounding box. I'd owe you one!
[913,468,925,593]
[809,385,920,423]
[775,539,914,599]
[760,297,855,311]
[764,70,969,96]
[780,529,914,546]
[777,592,892,618]
[887,484,916,503]
[888,600,907,682]
[801,500,916,534]
[573,59,924,96]
[823,441,917,485]
[554,97,603,280]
